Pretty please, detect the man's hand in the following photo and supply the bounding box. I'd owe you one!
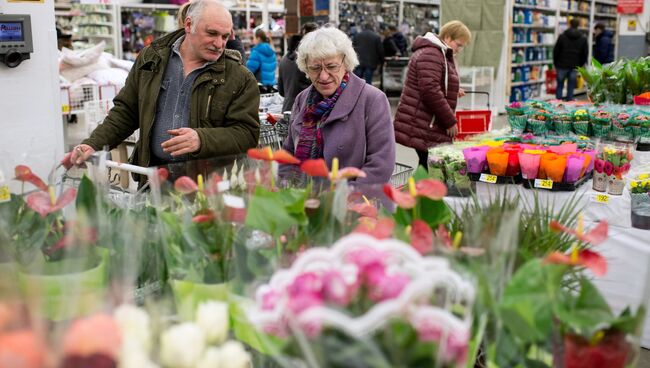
[458,88,466,98]
[161,128,201,156]
[66,144,96,167]
[447,124,458,138]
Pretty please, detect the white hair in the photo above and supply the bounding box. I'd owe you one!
[296,27,359,74]
[186,0,231,34]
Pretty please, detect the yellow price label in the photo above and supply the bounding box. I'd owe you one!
[479,173,498,184]
[62,105,70,114]
[534,179,553,189]
[0,185,10,203]
[594,194,609,204]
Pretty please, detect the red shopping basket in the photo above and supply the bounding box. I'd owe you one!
[545,69,557,94]
[455,91,492,141]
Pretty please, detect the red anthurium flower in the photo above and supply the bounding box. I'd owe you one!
[545,248,607,276]
[14,165,48,192]
[44,221,97,257]
[247,147,301,164]
[436,225,484,256]
[174,176,199,194]
[549,219,608,245]
[300,158,366,182]
[192,210,216,223]
[410,220,433,255]
[348,202,378,218]
[383,177,447,209]
[157,168,169,182]
[354,217,395,239]
[26,188,77,217]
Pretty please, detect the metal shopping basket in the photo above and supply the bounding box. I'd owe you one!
[389,162,414,188]
[258,113,285,149]
[455,91,492,141]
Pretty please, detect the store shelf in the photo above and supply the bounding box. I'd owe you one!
[595,0,617,5]
[511,80,545,87]
[595,13,617,18]
[78,22,113,27]
[512,23,556,30]
[512,43,554,48]
[513,4,557,14]
[512,60,552,67]
[83,10,113,15]
[560,9,591,16]
[119,3,181,10]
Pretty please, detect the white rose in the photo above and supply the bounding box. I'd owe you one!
[218,341,251,368]
[114,304,151,352]
[159,323,205,368]
[195,347,222,368]
[195,301,229,344]
[119,344,159,368]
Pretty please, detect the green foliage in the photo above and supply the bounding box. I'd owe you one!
[245,186,308,239]
[579,57,650,104]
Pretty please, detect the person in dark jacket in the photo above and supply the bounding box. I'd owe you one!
[352,23,384,84]
[593,23,614,65]
[389,25,408,56]
[247,29,277,88]
[553,18,588,100]
[67,0,260,174]
[382,28,400,58]
[278,22,318,113]
[393,21,471,169]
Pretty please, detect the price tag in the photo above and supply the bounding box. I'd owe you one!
[0,185,10,203]
[591,193,610,204]
[217,180,230,193]
[223,194,245,209]
[62,104,70,114]
[479,173,498,184]
[534,179,553,190]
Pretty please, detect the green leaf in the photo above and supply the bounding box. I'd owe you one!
[75,175,97,220]
[412,166,429,182]
[245,187,299,238]
[417,197,451,228]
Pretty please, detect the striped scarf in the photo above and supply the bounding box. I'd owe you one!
[295,73,350,162]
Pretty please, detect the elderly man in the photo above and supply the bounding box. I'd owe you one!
[68,0,260,176]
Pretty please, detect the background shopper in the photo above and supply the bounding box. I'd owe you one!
[553,18,588,100]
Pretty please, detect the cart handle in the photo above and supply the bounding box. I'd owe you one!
[461,90,490,110]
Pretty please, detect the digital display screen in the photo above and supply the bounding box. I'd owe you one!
[0,22,23,42]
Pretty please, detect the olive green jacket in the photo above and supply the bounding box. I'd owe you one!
[83,29,260,172]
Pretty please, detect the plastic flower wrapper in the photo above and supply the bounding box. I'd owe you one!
[629,173,650,208]
[610,111,635,141]
[486,147,509,176]
[537,152,567,183]
[462,146,489,174]
[590,108,613,139]
[499,217,647,368]
[572,109,591,136]
[527,109,551,136]
[506,101,528,133]
[246,234,476,368]
[518,149,545,179]
[444,153,471,192]
[630,112,650,139]
[602,144,633,179]
[564,154,587,183]
[551,109,575,135]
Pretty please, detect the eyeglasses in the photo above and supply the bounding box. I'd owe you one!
[307,55,346,75]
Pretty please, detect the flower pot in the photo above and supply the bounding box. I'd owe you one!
[631,193,650,208]
[17,250,109,321]
[170,279,229,321]
[607,176,625,196]
[592,171,608,192]
[563,332,631,368]
[462,147,489,174]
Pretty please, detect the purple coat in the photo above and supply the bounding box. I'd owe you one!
[282,72,396,184]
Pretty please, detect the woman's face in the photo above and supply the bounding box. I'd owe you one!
[305,54,347,97]
[443,37,465,56]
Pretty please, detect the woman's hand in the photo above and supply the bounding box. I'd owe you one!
[447,125,458,138]
[458,88,466,98]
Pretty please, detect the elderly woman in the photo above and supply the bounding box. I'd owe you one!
[393,21,471,169]
[282,27,396,184]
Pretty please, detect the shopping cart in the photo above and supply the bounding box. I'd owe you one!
[455,91,492,141]
[382,57,409,93]
[389,162,414,188]
[258,113,285,149]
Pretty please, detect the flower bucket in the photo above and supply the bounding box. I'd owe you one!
[17,250,109,321]
[486,148,509,176]
[563,332,631,368]
[518,151,543,179]
[593,171,608,192]
[572,120,590,136]
[631,193,650,208]
[507,114,528,134]
[607,176,625,196]
[553,115,574,135]
[581,149,596,173]
[527,118,548,135]
[539,153,567,182]
[171,279,229,321]
[463,146,489,174]
[564,154,586,183]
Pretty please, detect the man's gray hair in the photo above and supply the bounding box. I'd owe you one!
[296,27,359,74]
[186,0,231,33]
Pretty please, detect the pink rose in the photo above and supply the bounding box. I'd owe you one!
[287,293,323,315]
[322,270,355,306]
[368,272,410,302]
[364,263,387,287]
[287,272,323,298]
[345,246,387,273]
[260,288,281,311]
[298,318,323,339]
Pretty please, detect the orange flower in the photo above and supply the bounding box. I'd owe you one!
[247,147,300,164]
[354,217,395,239]
[300,158,366,182]
[545,247,607,276]
[549,219,608,245]
[383,177,447,209]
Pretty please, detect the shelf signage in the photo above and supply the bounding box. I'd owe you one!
[591,194,610,204]
[617,0,643,14]
[534,179,553,190]
[479,173,497,184]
